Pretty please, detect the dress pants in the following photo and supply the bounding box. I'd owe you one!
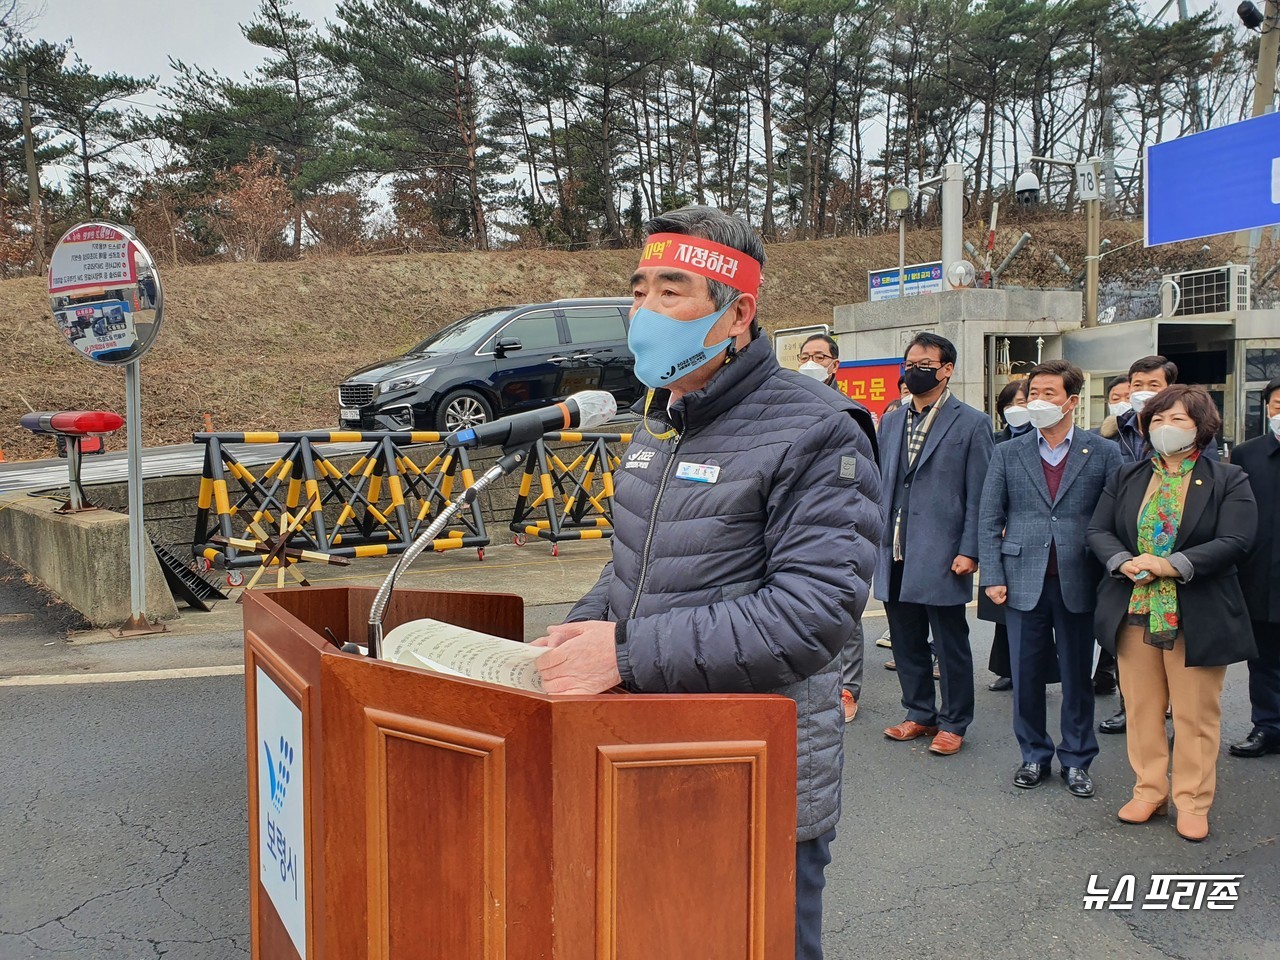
[1247,619,1280,738]
[840,619,864,701]
[885,562,974,735]
[1117,625,1227,816]
[795,828,835,960]
[989,624,1011,678]
[1005,577,1098,769]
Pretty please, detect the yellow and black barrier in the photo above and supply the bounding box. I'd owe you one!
[192,430,490,574]
[509,431,630,555]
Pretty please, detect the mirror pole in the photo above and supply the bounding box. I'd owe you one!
[122,358,161,634]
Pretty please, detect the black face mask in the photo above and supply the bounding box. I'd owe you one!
[903,365,942,396]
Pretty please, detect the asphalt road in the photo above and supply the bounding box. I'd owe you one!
[1,568,1277,959]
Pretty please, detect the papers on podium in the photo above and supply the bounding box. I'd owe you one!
[380,618,545,693]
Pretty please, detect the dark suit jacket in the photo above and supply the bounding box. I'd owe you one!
[1231,433,1280,623]
[1086,457,1258,666]
[980,430,1123,613]
[873,392,994,607]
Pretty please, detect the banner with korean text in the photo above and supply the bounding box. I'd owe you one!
[835,358,902,420]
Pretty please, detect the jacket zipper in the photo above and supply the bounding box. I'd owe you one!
[629,433,682,619]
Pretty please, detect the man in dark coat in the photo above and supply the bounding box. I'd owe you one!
[533,206,882,960]
[875,332,994,756]
[1228,375,1280,758]
[799,332,868,723]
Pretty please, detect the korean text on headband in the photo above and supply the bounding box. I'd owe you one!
[638,233,762,298]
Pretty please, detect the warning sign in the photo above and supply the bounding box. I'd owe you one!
[48,224,137,295]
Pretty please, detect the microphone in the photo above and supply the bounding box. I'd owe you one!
[444,390,617,449]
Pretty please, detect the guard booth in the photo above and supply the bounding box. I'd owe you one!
[831,286,1083,427]
[1060,264,1280,454]
[830,264,1280,452]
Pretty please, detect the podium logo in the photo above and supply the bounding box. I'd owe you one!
[625,449,656,470]
[264,736,295,812]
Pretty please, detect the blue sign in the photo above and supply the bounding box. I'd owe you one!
[868,261,944,301]
[1145,112,1280,246]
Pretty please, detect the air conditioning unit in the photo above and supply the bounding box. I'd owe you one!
[1160,264,1251,317]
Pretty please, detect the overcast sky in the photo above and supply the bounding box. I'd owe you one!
[33,0,1227,105]
[32,0,339,107]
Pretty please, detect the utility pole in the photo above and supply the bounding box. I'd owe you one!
[1236,0,1279,259]
[1032,155,1101,327]
[1084,173,1101,328]
[1251,1,1279,118]
[18,65,46,273]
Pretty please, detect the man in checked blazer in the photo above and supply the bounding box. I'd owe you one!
[979,360,1123,797]
[876,332,994,756]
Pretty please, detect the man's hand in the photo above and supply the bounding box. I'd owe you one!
[951,555,978,576]
[532,621,622,695]
[985,585,1007,605]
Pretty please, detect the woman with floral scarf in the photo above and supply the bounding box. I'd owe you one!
[1087,385,1256,841]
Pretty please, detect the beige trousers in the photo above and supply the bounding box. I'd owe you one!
[1116,624,1227,816]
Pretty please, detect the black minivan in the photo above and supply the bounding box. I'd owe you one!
[338,298,642,432]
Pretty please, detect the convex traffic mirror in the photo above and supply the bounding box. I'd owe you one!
[48,222,163,365]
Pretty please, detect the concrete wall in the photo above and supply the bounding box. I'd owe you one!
[0,497,179,627]
[832,289,1083,408]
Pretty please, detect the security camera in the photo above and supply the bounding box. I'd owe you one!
[1015,171,1041,207]
[1238,1,1264,30]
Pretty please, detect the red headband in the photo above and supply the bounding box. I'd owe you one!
[638,233,762,298]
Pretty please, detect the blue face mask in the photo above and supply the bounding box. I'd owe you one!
[627,301,736,389]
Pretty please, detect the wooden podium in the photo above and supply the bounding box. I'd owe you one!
[243,586,797,960]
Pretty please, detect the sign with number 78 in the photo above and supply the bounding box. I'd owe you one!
[1076,162,1101,202]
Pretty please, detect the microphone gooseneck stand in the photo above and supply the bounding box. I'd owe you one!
[363,447,528,656]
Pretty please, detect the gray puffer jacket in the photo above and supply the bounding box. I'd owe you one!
[568,334,882,841]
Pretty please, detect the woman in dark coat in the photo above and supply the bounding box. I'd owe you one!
[1087,385,1256,841]
[981,377,1035,690]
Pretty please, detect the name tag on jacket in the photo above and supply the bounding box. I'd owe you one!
[675,461,720,484]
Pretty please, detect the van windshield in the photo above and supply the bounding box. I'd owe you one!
[411,308,513,353]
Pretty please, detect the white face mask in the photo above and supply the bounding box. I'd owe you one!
[1109,401,1132,418]
[1003,405,1032,428]
[1149,424,1197,456]
[1129,390,1158,415]
[797,360,829,381]
[1269,413,1280,439]
[1026,398,1068,429]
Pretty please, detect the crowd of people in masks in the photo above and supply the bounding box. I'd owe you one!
[797,332,1280,843]
[529,204,1273,959]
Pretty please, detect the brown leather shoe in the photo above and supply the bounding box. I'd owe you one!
[1117,797,1169,824]
[1175,809,1209,842]
[883,720,938,741]
[841,689,858,723]
[928,731,964,755]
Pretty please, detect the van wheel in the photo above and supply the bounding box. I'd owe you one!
[435,390,492,434]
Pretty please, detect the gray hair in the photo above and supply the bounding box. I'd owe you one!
[643,206,766,314]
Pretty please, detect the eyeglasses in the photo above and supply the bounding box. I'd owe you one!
[799,353,833,363]
[903,362,942,372]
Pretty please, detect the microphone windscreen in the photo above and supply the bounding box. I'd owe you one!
[571,391,617,430]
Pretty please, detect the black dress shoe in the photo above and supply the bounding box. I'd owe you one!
[988,676,1013,692]
[1099,709,1127,734]
[1061,766,1095,798]
[1014,762,1051,789]
[1228,730,1280,758]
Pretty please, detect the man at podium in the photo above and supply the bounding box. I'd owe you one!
[534,205,883,960]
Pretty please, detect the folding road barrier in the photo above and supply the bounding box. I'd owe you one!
[509,431,630,555]
[192,430,489,582]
